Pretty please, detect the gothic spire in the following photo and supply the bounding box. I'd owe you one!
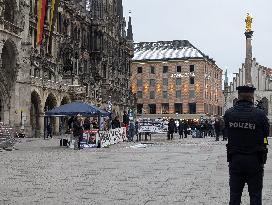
[127,10,133,41]
[117,0,123,18]
[224,69,229,85]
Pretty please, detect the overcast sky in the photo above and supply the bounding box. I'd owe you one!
[123,0,272,81]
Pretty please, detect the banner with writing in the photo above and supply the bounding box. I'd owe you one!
[98,127,127,148]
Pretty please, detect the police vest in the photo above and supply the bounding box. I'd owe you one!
[225,103,265,153]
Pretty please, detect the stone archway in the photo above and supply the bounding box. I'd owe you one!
[30,91,42,137]
[0,39,18,124]
[44,93,57,134]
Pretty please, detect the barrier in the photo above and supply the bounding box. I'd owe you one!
[98,127,127,148]
[64,128,127,149]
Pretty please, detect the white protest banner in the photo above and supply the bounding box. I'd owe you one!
[138,120,167,133]
[98,127,127,148]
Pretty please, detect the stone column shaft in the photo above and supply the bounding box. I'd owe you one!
[244,31,254,84]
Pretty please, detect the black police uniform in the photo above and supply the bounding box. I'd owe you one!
[224,85,269,205]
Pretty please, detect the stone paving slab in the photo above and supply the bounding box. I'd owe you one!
[0,135,272,205]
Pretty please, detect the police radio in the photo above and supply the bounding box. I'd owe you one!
[255,100,269,145]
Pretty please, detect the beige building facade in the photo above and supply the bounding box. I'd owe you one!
[131,40,223,119]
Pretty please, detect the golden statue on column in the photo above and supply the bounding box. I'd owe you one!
[245,13,253,32]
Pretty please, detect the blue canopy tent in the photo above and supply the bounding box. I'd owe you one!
[45,102,109,117]
[44,102,110,139]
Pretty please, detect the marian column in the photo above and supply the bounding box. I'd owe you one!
[244,13,253,84]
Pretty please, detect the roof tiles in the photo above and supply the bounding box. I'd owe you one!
[133,40,207,61]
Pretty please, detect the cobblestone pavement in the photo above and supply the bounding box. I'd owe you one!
[0,134,272,205]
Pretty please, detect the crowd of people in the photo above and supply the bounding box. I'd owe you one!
[125,117,227,143]
[59,112,131,150]
[167,117,226,141]
[46,112,227,150]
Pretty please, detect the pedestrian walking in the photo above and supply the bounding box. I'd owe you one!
[46,122,53,138]
[183,121,189,138]
[72,115,84,150]
[112,116,121,129]
[83,117,91,130]
[91,118,99,129]
[207,120,214,137]
[199,121,206,138]
[167,118,176,140]
[178,120,184,139]
[128,121,135,142]
[135,121,139,141]
[214,118,221,141]
[123,111,129,127]
[224,84,269,205]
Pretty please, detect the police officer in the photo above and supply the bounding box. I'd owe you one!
[224,84,269,205]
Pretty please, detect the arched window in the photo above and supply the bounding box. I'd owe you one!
[4,0,15,23]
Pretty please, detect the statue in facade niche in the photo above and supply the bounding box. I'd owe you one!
[245,13,253,32]
[0,0,4,18]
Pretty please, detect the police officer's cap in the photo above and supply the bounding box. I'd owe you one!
[236,84,256,93]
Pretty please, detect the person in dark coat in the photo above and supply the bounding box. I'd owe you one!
[73,115,84,150]
[224,85,269,205]
[91,118,99,129]
[207,121,214,137]
[183,121,189,138]
[68,116,74,130]
[46,122,53,138]
[83,117,91,130]
[135,121,139,141]
[214,118,221,141]
[178,120,184,139]
[123,111,129,127]
[199,121,206,138]
[222,122,227,141]
[168,118,177,140]
[112,116,121,129]
[128,121,135,142]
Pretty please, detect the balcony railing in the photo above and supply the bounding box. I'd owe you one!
[30,76,70,92]
[0,18,23,36]
[68,85,86,94]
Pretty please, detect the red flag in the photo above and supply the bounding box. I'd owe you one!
[36,0,46,45]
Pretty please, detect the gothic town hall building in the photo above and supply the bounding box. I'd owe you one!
[0,0,134,137]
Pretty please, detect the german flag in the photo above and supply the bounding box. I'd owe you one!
[36,0,46,45]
